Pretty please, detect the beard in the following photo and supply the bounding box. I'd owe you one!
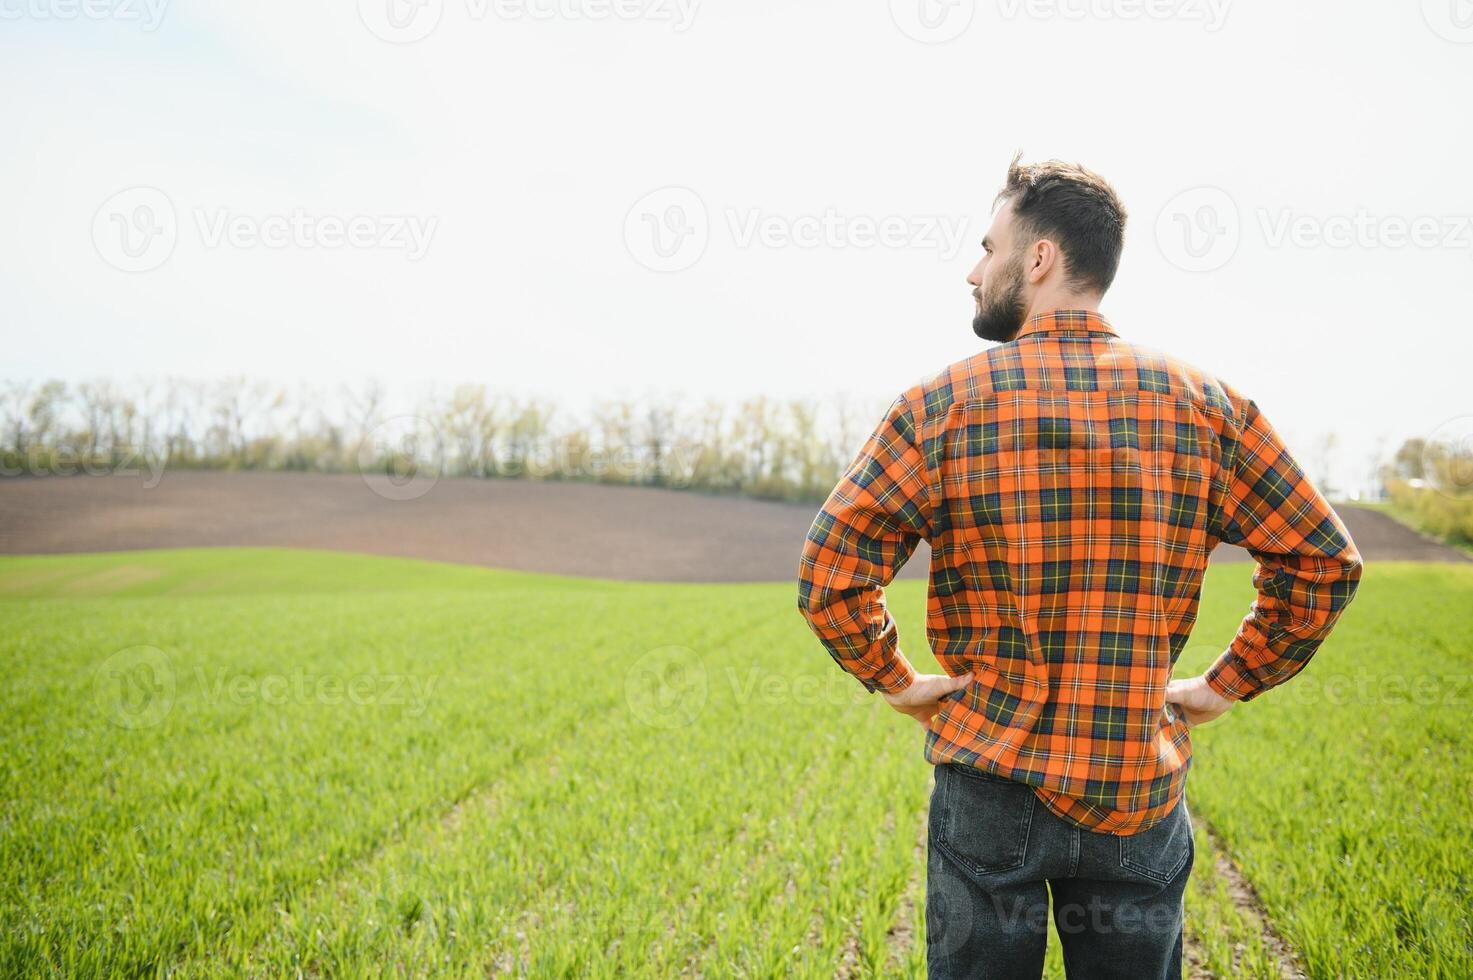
[971,257,1027,343]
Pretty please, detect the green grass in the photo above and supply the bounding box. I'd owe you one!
[1176,562,1473,978]
[1,549,1469,977]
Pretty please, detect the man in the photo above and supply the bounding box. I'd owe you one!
[795,156,1362,979]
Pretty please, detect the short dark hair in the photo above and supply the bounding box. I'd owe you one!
[993,153,1127,295]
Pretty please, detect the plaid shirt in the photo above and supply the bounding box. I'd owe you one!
[797,310,1362,835]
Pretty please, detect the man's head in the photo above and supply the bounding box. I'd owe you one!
[969,154,1127,342]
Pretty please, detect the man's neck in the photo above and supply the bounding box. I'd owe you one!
[1024,292,1102,321]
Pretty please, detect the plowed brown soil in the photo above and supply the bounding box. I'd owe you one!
[0,472,1460,582]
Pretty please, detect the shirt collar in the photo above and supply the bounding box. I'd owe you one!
[1016,309,1117,340]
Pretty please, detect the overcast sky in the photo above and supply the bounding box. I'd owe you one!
[4,0,1471,495]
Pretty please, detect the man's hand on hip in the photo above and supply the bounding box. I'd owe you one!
[882,671,975,727]
[1165,673,1235,728]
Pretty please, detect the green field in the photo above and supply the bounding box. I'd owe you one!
[2,549,1470,978]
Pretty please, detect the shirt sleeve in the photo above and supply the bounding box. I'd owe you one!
[796,393,934,695]
[1205,396,1364,702]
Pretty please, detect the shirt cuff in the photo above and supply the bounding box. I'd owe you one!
[1203,647,1263,702]
[862,653,917,695]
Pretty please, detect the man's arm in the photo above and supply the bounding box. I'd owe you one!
[1171,395,1364,722]
[796,392,935,696]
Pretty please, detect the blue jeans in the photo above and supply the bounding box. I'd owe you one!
[926,762,1194,980]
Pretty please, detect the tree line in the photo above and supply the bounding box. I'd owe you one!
[0,379,888,504]
[1381,434,1473,548]
[7,379,1464,527]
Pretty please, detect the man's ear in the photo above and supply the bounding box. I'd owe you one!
[1026,239,1060,284]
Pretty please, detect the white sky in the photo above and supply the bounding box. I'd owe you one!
[4,0,1472,496]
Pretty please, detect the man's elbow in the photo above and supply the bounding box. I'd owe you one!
[796,530,829,619]
[1340,541,1365,589]
[797,579,852,644]
[796,586,814,621]
[796,575,824,626]
[1328,550,1364,618]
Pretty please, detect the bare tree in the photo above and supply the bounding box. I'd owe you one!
[1,380,34,456]
[0,376,872,503]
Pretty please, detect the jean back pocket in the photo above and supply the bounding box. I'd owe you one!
[930,763,1035,878]
[1118,796,1194,884]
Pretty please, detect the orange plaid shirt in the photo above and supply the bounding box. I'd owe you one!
[797,310,1362,835]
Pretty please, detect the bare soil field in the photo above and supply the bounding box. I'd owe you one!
[0,472,1460,582]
